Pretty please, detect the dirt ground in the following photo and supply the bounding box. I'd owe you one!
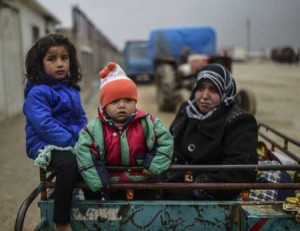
[1,60,299,230]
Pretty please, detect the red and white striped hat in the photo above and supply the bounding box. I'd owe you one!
[98,62,137,109]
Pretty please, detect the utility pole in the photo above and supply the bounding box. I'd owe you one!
[246,18,251,58]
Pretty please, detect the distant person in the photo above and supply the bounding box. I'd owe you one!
[178,54,210,91]
[75,62,173,200]
[23,34,87,231]
[179,46,192,64]
[164,63,258,200]
[188,54,209,76]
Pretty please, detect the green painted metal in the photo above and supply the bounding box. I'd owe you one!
[240,204,299,231]
[34,217,48,231]
[40,200,238,230]
[37,200,299,231]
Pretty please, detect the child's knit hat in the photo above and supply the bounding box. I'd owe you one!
[99,62,137,109]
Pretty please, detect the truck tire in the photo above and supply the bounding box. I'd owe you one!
[236,89,256,115]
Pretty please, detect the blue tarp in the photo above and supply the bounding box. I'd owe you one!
[148,27,217,61]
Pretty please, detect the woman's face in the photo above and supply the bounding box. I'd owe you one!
[194,79,221,113]
[43,45,70,79]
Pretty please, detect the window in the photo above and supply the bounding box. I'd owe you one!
[32,26,39,43]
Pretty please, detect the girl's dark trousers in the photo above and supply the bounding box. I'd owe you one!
[50,150,81,224]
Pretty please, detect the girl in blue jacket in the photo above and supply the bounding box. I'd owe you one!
[23,34,87,231]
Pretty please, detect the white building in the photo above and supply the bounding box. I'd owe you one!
[226,46,247,62]
[0,0,60,121]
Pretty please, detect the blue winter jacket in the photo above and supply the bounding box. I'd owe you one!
[23,77,88,159]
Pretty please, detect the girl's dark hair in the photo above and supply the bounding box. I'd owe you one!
[25,34,82,86]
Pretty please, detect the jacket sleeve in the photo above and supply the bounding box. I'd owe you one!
[193,114,258,199]
[75,120,110,191]
[70,90,88,138]
[143,117,174,175]
[23,88,74,147]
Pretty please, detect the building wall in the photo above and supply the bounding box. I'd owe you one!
[0,2,123,122]
[18,0,58,62]
[19,3,45,59]
[60,6,124,89]
[0,3,23,121]
[0,0,58,122]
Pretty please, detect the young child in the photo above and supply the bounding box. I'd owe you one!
[76,62,173,199]
[23,34,87,231]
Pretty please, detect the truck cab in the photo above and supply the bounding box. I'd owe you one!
[123,40,153,83]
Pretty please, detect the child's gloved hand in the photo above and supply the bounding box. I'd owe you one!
[142,168,154,177]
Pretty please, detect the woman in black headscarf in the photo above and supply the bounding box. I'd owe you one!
[165,63,258,200]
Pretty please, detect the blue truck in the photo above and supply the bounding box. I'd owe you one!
[123,40,153,83]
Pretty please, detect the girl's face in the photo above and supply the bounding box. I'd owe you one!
[195,79,221,114]
[43,45,70,80]
[105,98,137,124]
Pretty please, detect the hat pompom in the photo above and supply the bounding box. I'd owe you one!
[99,62,117,79]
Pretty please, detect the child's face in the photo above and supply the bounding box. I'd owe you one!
[105,98,137,123]
[43,45,70,80]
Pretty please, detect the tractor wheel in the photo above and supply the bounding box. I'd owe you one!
[236,89,257,115]
[155,64,177,112]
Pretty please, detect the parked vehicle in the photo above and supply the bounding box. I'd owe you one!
[123,40,153,83]
[271,47,299,64]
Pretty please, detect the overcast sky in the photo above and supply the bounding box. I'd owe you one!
[37,0,300,51]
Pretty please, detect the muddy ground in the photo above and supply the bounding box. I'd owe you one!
[1,60,299,230]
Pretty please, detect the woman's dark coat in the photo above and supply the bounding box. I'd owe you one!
[165,102,258,200]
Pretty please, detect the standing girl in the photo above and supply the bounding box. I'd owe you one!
[23,34,87,231]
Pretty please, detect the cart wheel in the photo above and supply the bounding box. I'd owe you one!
[236,89,256,115]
